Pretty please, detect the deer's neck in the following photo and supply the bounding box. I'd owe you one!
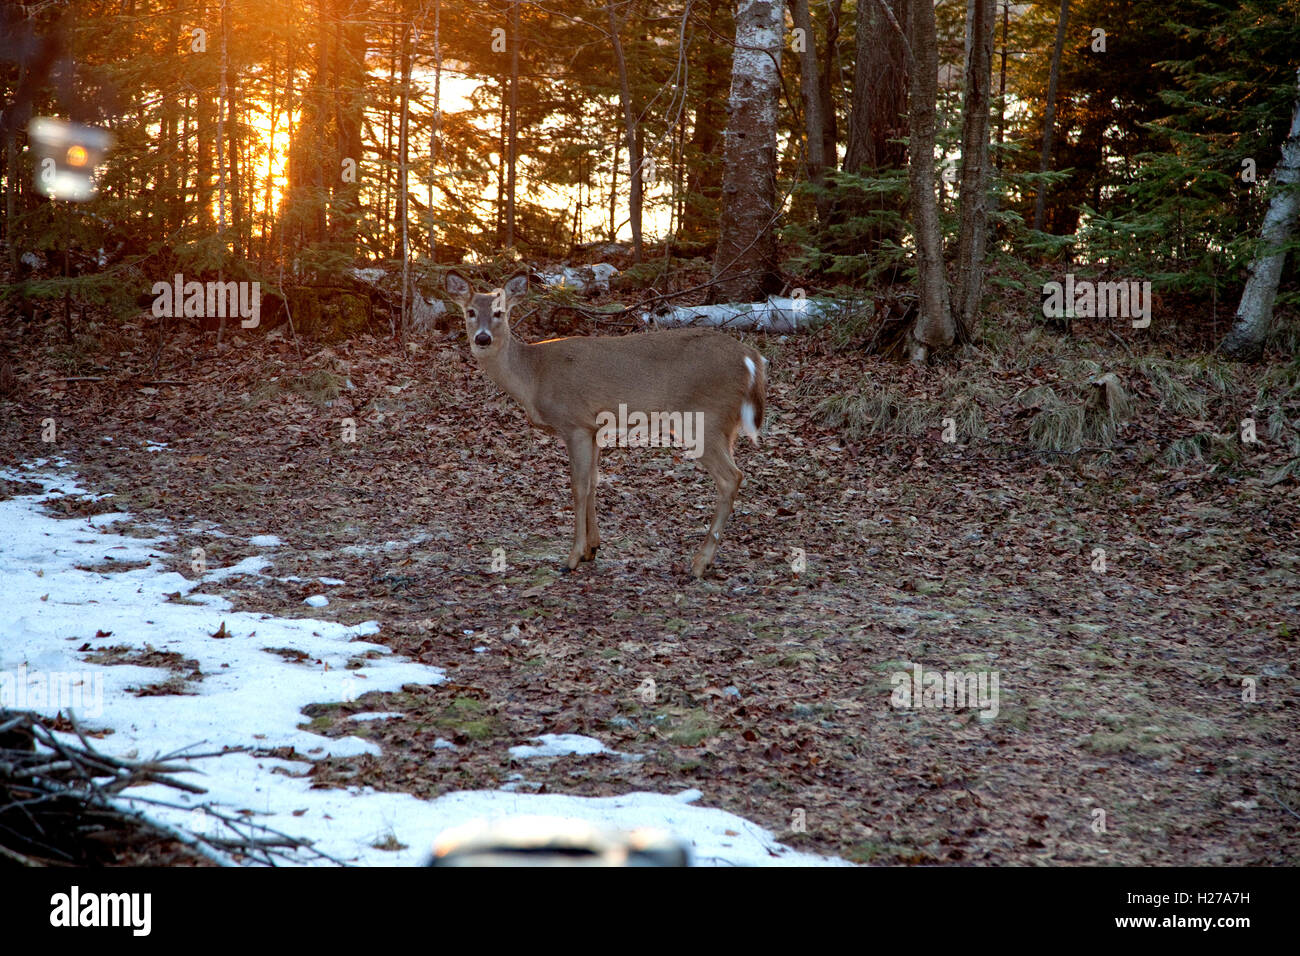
[477,333,544,422]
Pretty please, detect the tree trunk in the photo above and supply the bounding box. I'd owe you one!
[954,0,996,337]
[5,53,25,270]
[837,0,911,254]
[1033,0,1069,233]
[397,20,412,262]
[682,0,731,241]
[907,0,953,361]
[712,0,784,303]
[158,0,182,239]
[381,22,396,252]
[496,78,506,243]
[286,9,330,249]
[996,0,1008,168]
[608,2,643,262]
[506,0,520,249]
[817,0,843,175]
[333,0,367,255]
[792,0,828,222]
[608,132,619,242]
[196,0,215,231]
[430,0,441,261]
[844,0,910,173]
[217,0,228,245]
[229,79,244,259]
[1221,68,1300,360]
[398,18,412,328]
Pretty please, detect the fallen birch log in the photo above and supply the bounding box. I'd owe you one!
[640,297,846,333]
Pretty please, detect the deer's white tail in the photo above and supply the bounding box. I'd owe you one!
[740,354,768,445]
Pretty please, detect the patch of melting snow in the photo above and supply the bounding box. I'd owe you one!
[248,534,282,547]
[205,555,272,581]
[0,461,846,867]
[183,525,230,537]
[510,733,611,759]
[510,733,644,763]
[341,533,432,556]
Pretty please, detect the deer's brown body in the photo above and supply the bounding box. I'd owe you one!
[448,272,766,578]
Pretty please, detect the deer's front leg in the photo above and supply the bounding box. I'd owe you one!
[563,431,596,569]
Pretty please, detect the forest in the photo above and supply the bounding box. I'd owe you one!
[0,0,1297,873]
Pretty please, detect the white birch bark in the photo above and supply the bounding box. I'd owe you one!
[1221,68,1300,359]
[711,0,785,303]
[643,297,842,332]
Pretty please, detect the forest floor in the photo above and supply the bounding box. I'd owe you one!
[1,290,1298,865]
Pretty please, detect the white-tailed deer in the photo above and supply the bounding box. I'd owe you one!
[447,271,767,578]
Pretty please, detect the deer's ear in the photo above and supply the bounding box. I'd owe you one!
[446,271,472,304]
[502,273,530,301]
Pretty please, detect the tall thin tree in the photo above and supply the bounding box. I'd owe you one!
[792,0,828,222]
[907,0,953,360]
[954,0,996,336]
[1033,0,1069,233]
[505,0,520,249]
[607,1,644,262]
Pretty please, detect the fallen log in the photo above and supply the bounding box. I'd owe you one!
[640,296,846,333]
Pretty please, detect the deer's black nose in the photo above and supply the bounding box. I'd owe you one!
[474,331,492,347]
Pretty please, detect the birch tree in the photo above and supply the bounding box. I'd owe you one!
[712,0,784,303]
[1221,68,1300,360]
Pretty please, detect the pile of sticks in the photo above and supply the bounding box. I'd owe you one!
[0,710,340,866]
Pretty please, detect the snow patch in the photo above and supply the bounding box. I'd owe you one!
[509,733,644,763]
[205,555,272,581]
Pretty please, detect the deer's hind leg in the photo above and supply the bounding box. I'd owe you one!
[690,427,743,579]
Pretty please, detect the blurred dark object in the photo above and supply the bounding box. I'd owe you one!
[428,816,690,867]
[2,5,117,203]
[27,116,112,200]
[0,5,63,145]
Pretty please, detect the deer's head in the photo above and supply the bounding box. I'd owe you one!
[446,272,529,358]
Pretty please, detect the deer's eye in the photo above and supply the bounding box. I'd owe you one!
[493,310,503,318]
[466,309,476,318]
